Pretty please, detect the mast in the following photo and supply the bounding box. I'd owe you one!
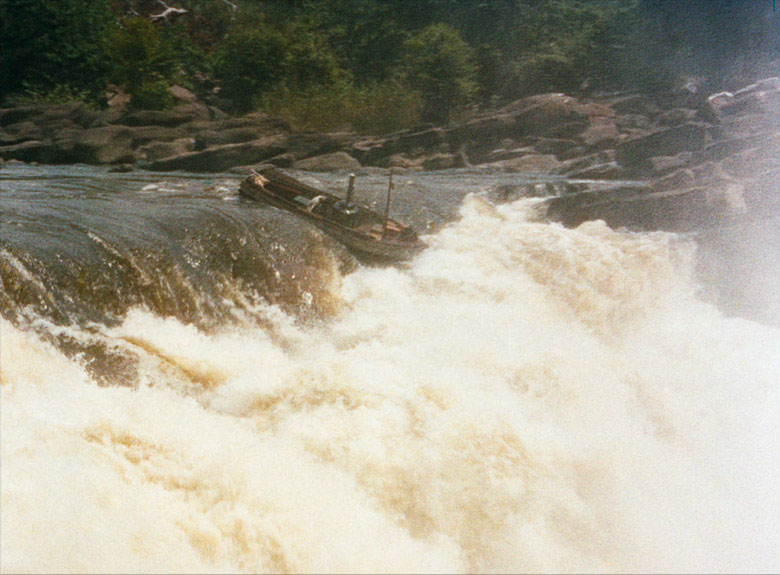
[383,168,394,237]
[345,173,355,204]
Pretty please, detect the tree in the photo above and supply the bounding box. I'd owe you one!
[397,23,478,124]
[0,0,116,100]
[211,22,286,113]
[109,17,177,109]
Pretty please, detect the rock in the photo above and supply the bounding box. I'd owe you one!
[194,127,263,150]
[532,138,579,157]
[137,138,195,162]
[0,121,42,145]
[564,161,627,180]
[578,119,619,149]
[611,94,660,116]
[693,137,754,163]
[219,111,291,133]
[129,126,187,148]
[648,153,693,176]
[479,146,536,164]
[266,153,295,168]
[447,115,514,149]
[108,163,134,173]
[145,135,287,172]
[0,105,49,127]
[422,153,461,170]
[169,85,198,103]
[384,153,423,170]
[293,151,361,172]
[503,93,590,138]
[171,102,211,122]
[617,123,711,169]
[555,149,616,175]
[654,168,696,191]
[208,107,229,121]
[657,108,699,127]
[287,131,356,160]
[73,126,134,164]
[615,114,653,134]
[0,140,46,162]
[491,153,561,173]
[115,110,192,127]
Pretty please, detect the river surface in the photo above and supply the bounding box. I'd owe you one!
[1,164,778,573]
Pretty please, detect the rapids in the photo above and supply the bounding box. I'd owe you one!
[1,165,778,573]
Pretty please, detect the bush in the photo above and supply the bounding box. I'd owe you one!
[0,0,116,101]
[212,24,286,113]
[262,78,421,134]
[5,83,95,107]
[128,77,175,110]
[109,17,177,109]
[396,24,478,124]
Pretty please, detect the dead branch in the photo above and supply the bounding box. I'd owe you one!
[150,0,187,23]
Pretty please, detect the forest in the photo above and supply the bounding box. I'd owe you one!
[1,0,778,132]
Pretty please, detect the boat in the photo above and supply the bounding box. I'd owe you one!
[239,167,426,261]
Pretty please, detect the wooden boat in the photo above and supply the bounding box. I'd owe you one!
[239,167,426,261]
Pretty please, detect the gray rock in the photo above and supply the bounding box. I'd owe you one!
[422,153,461,170]
[490,154,561,173]
[194,127,263,150]
[137,138,195,162]
[0,140,45,162]
[617,123,711,168]
[564,161,627,180]
[648,153,693,176]
[116,110,192,127]
[73,126,135,164]
[145,135,287,172]
[293,151,361,172]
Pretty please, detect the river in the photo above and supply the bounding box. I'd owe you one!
[1,164,778,573]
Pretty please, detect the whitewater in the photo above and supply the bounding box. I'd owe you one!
[1,170,779,573]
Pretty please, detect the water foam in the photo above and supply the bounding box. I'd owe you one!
[2,195,779,573]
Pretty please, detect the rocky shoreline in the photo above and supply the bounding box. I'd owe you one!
[2,80,779,236]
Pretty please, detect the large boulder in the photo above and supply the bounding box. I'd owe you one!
[144,135,287,172]
[137,138,196,162]
[0,140,46,162]
[502,93,590,139]
[193,127,264,150]
[286,131,356,160]
[616,123,711,169]
[421,153,461,170]
[72,126,135,164]
[490,153,561,173]
[0,121,42,145]
[293,151,361,172]
[115,109,192,127]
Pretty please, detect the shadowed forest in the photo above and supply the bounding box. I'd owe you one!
[2,1,779,131]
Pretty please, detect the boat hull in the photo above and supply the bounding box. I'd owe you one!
[239,169,425,261]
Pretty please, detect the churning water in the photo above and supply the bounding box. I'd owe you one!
[1,164,778,573]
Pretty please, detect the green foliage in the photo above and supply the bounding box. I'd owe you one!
[262,77,421,134]
[211,20,286,113]
[127,77,175,110]
[282,27,343,91]
[397,24,478,124]
[108,17,178,109]
[2,0,777,124]
[0,0,117,101]
[5,83,97,107]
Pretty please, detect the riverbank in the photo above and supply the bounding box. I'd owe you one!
[2,79,779,238]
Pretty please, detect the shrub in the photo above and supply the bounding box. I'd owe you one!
[109,17,177,109]
[211,24,286,113]
[396,24,478,124]
[0,0,116,101]
[262,78,421,134]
